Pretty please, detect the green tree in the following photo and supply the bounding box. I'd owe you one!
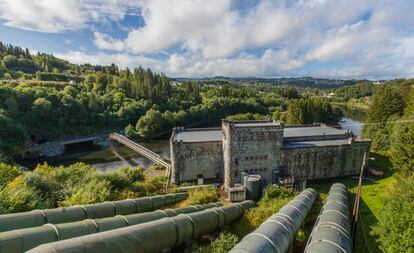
[0,113,28,153]
[136,109,166,138]
[390,91,414,174]
[125,124,138,139]
[363,85,405,150]
[286,98,341,125]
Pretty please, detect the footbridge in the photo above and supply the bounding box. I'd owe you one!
[109,133,171,183]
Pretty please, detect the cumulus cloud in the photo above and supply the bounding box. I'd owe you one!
[94,32,125,51]
[87,0,414,78]
[2,0,414,78]
[0,0,139,32]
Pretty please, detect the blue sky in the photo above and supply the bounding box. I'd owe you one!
[0,0,413,79]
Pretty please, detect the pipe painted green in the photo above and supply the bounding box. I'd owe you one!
[0,202,218,253]
[27,201,255,253]
[304,183,352,253]
[229,188,317,253]
[0,192,187,233]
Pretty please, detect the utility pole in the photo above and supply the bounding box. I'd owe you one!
[351,152,367,249]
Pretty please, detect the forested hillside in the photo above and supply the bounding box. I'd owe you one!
[0,41,344,160]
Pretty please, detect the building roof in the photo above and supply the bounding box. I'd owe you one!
[284,126,346,138]
[173,129,222,142]
[283,139,350,148]
[173,125,347,143]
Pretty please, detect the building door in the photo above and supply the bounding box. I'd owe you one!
[272,166,287,184]
[272,168,280,184]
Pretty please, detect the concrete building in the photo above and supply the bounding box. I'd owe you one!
[170,120,371,188]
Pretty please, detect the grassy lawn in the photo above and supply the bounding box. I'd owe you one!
[307,151,395,253]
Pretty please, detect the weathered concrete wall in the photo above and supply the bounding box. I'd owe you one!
[171,121,371,187]
[223,121,284,188]
[281,140,371,180]
[170,140,223,183]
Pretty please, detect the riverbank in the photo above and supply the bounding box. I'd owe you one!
[331,100,370,111]
[16,139,170,171]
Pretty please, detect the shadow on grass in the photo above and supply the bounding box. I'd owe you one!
[353,197,381,253]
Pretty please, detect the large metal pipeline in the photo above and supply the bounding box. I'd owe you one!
[304,183,352,253]
[0,202,219,253]
[229,188,317,253]
[0,192,187,233]
[27,200,255,253]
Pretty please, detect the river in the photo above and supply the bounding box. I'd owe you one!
[23,108,365,171]
[19,140,170,171]
[339,117,363,136]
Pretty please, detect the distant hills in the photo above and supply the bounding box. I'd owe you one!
[174,76,366,89]
[0,40,373,89]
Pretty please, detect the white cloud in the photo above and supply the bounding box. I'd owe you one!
[4,0,414,78]
[94,32,124,51]
[0,0,139,32]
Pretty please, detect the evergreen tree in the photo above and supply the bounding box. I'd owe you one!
[363,85,405,150]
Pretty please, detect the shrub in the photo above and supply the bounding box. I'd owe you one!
[229,186,295,237]
[0,163,23,189]
[262,185,294,200]
[0,176,46,213]
[136,176,166,196]
[60,178,112,206]
[151,163,165,170]
[372,174,414,252]
[0,163,162,213]
[211,232,239,253]
[186,187,218,205]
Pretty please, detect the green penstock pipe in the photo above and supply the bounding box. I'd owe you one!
[229,188,317,253]
[27,201,255,253]
[304,183,352,253]
[0,192,188,233]
[0,202,217,253]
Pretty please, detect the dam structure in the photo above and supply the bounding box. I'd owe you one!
[170,120,371,188]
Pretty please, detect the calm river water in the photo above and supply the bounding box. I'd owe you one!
[29,108,365,171]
